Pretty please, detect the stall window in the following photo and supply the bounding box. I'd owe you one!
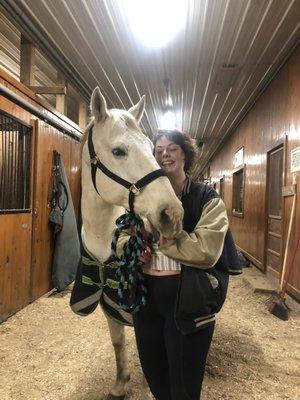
[0,111,32,213]
[232,166,245,217]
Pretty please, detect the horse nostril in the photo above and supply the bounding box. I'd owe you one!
[161,206,183,224]
[159,206,183,237]
[160,208,170,224]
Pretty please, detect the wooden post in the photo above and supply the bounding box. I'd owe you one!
[20,34,35,86]
[56,72,67,115]
[78,99,88,129]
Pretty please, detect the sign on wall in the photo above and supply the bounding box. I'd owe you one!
[291,147,300,173]
[234,146,244,169]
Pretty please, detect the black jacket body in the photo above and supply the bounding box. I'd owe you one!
[175,181,241,334]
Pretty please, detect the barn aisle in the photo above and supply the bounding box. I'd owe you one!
[0,272,299,400]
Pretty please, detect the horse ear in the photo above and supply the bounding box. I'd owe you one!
[128,95,146,124]
[91,87,108,122]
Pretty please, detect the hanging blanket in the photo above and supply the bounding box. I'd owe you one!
[49,151,80,291]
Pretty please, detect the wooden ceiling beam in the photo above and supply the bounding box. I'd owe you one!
[28,85,67,95]
[78,99,88,129]
[20,34,35,86]
[56,72,67,115]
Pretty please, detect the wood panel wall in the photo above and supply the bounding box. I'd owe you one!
[0,213,32,320]
[209,47,300,300]
[0,69,82,320]
[31,121,81,300]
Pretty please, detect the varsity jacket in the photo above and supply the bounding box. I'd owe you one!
[70,179,241,334]
[160,179,242,334]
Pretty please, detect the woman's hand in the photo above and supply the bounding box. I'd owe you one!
[138,246,152,266]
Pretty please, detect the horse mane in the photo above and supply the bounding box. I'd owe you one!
[80,118,94,149]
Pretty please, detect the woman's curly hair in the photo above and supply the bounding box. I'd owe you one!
[152,129,197,174]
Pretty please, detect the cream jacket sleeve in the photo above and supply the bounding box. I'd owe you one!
[160,197,229,269]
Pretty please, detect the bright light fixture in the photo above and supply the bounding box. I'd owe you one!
[166,95,173,107]
[121,0,188,48]
[159,110,176,130]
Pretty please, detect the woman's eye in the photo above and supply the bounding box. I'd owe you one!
[112,148,126,157]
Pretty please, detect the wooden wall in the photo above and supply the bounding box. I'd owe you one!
[0,69,82,321]
[209,47,300,300]
[31,121,81,301]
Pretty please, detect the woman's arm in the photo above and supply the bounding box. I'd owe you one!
[159,197,228,269]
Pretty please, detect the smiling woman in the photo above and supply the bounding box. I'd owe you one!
[153,129,196,174]
[120,0,188,48]
[154,138,185,179]
[128,129,241,400]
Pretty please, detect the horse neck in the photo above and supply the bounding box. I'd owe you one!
[81,168,124,261]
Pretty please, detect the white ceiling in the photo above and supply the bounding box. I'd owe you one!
[0,0,299,174]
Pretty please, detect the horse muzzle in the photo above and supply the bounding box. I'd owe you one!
[156,204,183,239]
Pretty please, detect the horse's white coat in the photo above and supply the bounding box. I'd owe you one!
[81,87,183,399]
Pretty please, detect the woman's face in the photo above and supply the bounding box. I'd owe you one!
[154,136,185,177]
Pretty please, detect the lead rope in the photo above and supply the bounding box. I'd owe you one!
[111,212,149,313]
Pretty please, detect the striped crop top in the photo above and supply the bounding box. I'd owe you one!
[149,243,181,271]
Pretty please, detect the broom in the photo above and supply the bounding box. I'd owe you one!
[268,175,297,320]
[269,231,300,320]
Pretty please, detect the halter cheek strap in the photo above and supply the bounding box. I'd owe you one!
[87,127,166,213]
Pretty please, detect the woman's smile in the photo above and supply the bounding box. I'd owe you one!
[155,136,185,176]
[161,160,175,167]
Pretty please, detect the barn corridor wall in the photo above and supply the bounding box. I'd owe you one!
[209,47,300,300]
[0,69,82,321]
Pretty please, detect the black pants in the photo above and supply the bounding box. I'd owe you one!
[133,274,215,400]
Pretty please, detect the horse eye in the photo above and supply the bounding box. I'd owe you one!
[112,147,126,157]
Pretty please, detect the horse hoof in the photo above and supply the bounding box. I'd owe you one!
[106,394,125,400]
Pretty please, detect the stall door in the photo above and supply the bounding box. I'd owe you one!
[265,146,284,276]
[0,111,34,322]
[30,120,58,301]
[213,177,224,199]
[30,120,73,301]
[219,177,224,199]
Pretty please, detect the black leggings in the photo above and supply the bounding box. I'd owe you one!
[133,274,215,400]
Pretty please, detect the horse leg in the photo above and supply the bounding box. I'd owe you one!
[106,316,130,400]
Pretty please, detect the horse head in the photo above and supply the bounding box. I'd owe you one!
[82,87,183,239]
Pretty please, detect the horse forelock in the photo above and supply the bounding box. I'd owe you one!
[81,110,152,155]
[111,110,140,133]
[112,115,154,151]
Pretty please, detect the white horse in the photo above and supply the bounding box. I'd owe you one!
[79,87,183,399]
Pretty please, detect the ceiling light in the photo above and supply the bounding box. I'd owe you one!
[121,0,188,48]
[166,95,173,107]
[159,110,176,130]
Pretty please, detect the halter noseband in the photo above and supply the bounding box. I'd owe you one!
[87,127,166,213]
